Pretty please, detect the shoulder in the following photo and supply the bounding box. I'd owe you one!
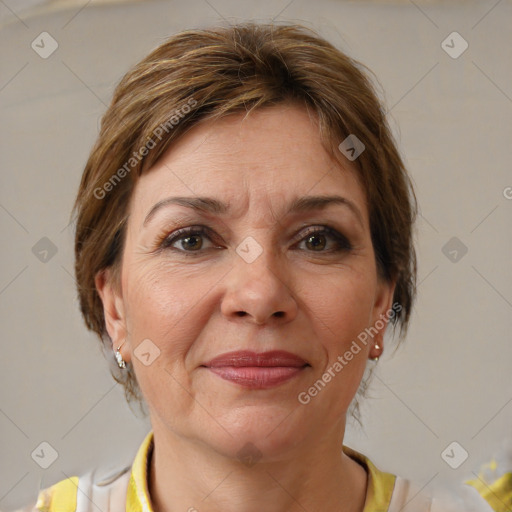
[343,445,433,511]
[343,445,510,512]
[8,432,156,512]
[373,469,499,512]
[9,465,131,512]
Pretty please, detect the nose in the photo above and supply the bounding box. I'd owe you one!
[220,245,298,326]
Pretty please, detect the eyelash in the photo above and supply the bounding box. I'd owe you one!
[156,225,353,255]
[156,226,215,252]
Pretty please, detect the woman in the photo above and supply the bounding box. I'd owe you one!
[14,22,509,512]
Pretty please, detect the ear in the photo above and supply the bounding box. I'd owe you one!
[95,267,130,364]
[368,277,396,360]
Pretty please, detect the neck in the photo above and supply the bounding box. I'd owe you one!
[147,419,368,512]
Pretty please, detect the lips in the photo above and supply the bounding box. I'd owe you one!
[202,350,309,389]
[204,350,308,368]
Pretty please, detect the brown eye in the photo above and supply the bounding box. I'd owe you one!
[297,226,352,253]
[305,233,327,251]
[179,234,203,251]
[159,226,218,253]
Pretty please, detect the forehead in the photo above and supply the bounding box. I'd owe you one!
[129,103,368,223]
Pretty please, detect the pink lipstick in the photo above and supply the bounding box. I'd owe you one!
[202,350,309,389]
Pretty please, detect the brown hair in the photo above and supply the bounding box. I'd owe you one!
[72,22,417,408]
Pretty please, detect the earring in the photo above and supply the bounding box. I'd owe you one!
[115,343,126,369]
[372,343,381,362]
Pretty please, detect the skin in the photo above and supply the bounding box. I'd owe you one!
[96,102,395,512]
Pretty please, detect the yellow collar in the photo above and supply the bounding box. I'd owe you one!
[126,431,396,512]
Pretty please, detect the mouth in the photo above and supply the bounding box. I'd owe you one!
[201,350,310,389]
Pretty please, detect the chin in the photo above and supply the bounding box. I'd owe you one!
[196,402,311,463]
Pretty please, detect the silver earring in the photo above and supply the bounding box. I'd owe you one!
[115,344,126,369]
[372,343,381,362]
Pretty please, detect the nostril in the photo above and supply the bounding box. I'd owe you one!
[236,311,247,317]
[273,311,285,318]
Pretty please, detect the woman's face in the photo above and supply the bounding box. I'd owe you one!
[98,103,394,459]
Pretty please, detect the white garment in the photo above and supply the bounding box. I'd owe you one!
[10,468,494,512]
[389,476,494,512]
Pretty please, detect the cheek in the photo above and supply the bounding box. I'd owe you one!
[307,270,375,337]
[305,271,375,392]
[122,259,220,361]
[120,263,208,420]
[291,272,376,417]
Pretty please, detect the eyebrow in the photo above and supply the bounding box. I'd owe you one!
[143,195,364,228]
[143,197,227,227]
[289,195,364,227]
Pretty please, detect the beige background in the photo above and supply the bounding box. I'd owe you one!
[1,0,511,509]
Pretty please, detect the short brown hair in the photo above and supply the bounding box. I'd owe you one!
[72,22,417,407]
